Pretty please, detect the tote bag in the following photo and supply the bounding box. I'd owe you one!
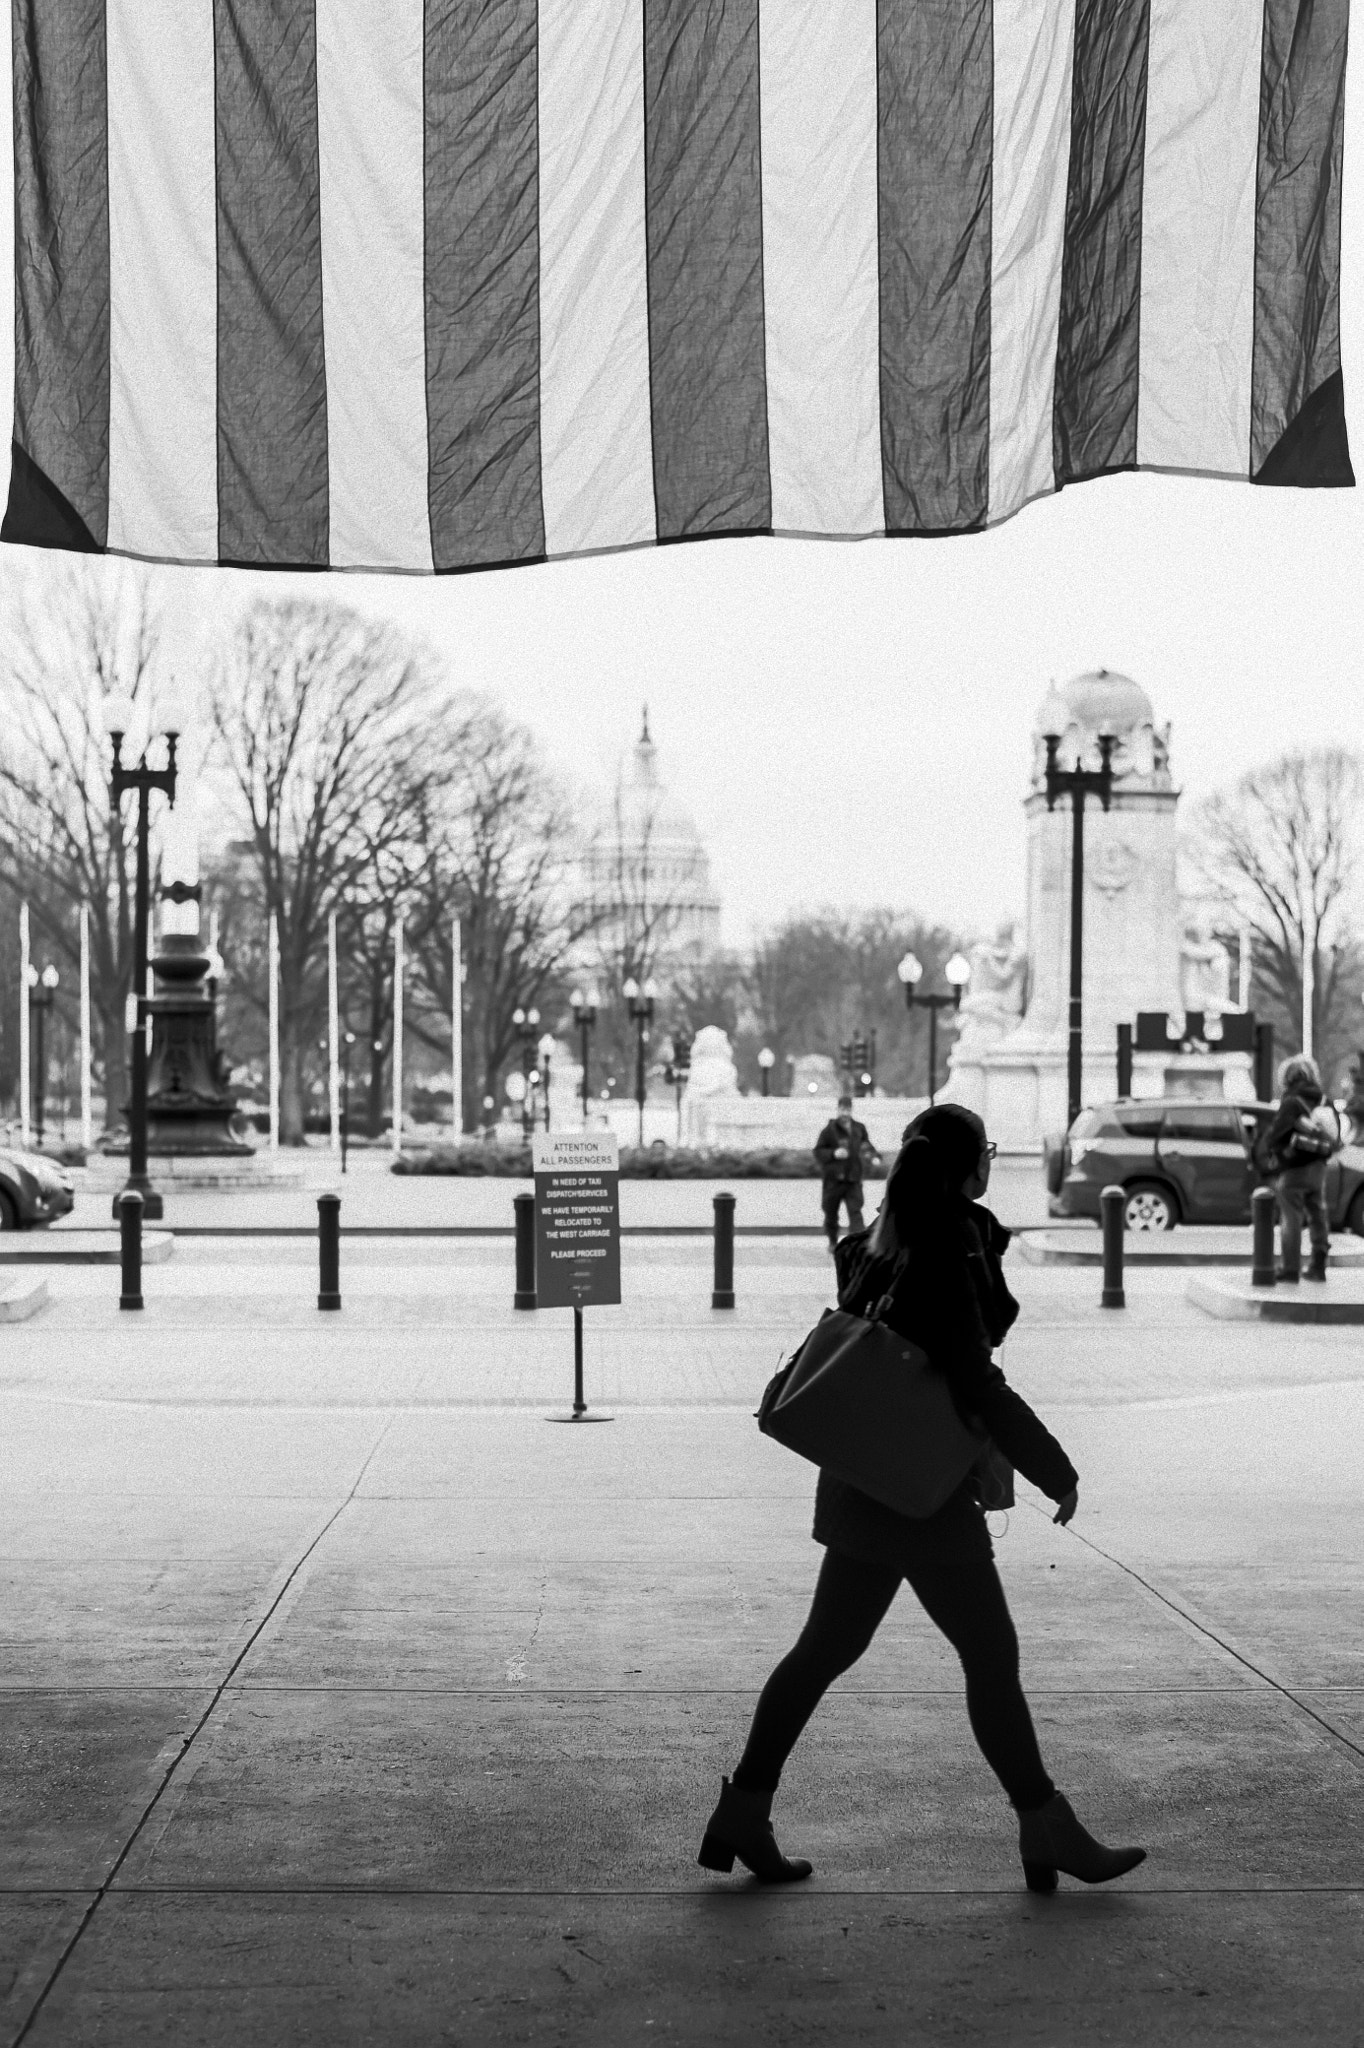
[757,1302,988,1520]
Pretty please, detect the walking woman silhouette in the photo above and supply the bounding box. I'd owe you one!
[698,1103,1147,1892]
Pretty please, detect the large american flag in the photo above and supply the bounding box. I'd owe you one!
[5,0,1352,575]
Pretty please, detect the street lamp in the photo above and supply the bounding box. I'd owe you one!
[26,963,59,1148]
[103,687,184,1219]
[570,988,599,1128]
[898,950,972,1106]
[1042,726,1117,1130]
[622,976,659,1148]
[664,1030,693,1141]
[538,1033,556,1132]
[511,1006,540,1138]
[340,1030,355,1173]
[758,1046,775,1097]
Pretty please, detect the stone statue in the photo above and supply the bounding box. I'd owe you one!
[956,920,1028,1049]
[1180,920,1232,1017]
[680,1026,741,1146]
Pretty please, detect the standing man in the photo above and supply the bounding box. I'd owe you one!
[1263,1054,1339,1282]
[814,1095,880,1251]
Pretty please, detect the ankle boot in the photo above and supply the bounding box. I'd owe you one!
[1305,1258,1328,1282]
[698,1777,813,1883]
[1017,1793,1146,1892]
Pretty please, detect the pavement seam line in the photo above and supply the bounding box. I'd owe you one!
[7,1418,398,2048]
[1046,1508,1364,1768]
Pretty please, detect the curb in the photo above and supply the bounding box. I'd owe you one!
[0,1276,49,1322]
[1187,1276,1364,1323]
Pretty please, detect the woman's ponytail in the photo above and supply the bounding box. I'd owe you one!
[870,1107,986,1258]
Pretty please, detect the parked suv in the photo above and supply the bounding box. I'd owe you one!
[0,1147,77,1231]
[1047,1099,1364,1233]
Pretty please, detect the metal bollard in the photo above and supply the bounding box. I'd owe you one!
[118,1190,144,1311]
[1251,1185,1277,1287]
[1100,1184,1125,1309]
[317,1193,341,1310]
[712,1191,736,1310]
[514,1192,537,1310]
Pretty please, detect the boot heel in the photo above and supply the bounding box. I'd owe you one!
[1023,1860,1058,1894]
[697,1832,736,1873]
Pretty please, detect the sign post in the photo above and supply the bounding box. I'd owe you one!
[533,1131,620,1423]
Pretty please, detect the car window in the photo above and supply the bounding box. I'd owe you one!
[1117,1107,1163,1137]
[1161,1106,1244,1142]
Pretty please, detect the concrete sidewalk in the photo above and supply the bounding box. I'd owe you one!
[3,1245,1362,2043]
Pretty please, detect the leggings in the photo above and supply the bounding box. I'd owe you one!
[733,1543,1055,1812]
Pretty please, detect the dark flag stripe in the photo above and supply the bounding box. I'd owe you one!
[643,1,771,540]
[1252,0,1352,481]
[6,0,110,550]
[1054,0,1149,485]
[214,0,329,567]
[425,1,546,573]
[877,0,993,534]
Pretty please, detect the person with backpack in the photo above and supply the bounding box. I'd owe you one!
[1264,1054,1340,1282]
[813,1096,881,1250]
[697,1103,1147,1893]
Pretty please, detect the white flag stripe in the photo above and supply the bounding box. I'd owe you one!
[316,0,431,571]
[105,0,217,560]
[1138,0,1262,476]
[988,0,1077,524]
[761,0,882,536]
[538,0,655,557]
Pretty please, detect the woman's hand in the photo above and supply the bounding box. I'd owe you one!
[1053,1487,1078,1527]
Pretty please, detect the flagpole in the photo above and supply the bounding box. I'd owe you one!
[80,904,93,1149]
[19,903,31,1151]
[392,915,404,1158]
[452,918,463,1140]
[328,910,341,1160]
[268,912,280,1153]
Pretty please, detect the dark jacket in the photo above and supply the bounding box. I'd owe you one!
[1267,1078,1334,1174]
[812,1201,1077,1563]
[814,1116,876,1186]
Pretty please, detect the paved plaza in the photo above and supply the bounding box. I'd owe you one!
[4,1196,1363,2044]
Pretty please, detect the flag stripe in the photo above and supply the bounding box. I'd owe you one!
[761,0,882,537]
[106,0,217,561]
[643,0,770,540]
[425,0,545,573]
[316,0,431,571]
[877,0,993,535]
[988,0,1077,524]
[1053,0,1149,485]
[1137,0,1262,476]
[9,0,109,548]
[1251,0,1349,474]
[214,0,330,566]
[537,0,655,559]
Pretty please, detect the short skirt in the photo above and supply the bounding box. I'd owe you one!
[812,1467,994,1573]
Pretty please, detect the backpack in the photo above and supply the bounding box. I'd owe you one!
[1275,1101,1342,1169]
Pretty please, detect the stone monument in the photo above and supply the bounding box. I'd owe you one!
[679,1026,742,1146]
[944,670,1249,1148]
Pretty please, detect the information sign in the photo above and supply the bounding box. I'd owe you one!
[532,1132,621,1311]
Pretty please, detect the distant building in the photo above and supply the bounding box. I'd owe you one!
[577,711,722,974]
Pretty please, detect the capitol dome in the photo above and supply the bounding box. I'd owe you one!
[578,711,722,967]
[1037,669,1154,735]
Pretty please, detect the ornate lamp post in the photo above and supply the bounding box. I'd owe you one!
[27,963,59,1147]
[570,988,599,1127]
[537,1033,556,1132]
[511,1006,540,1139]
[664,1030,693,1141]
[103,689,184,1220]
[622,976,659,1148]
[757,1045,775,1097]
[898,951,972,1106]
[1042,727,1117,1130]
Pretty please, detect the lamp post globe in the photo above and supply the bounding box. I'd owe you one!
[757,1045,775,1097]
[897,951,924,988]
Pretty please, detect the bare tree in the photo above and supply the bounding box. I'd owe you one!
[405,703,602,1131]
[207,599,434,1143]
[1193,750,1364,1087]
[0,560,163,1130]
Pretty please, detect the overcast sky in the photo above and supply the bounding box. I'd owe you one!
[2,43,1360,952]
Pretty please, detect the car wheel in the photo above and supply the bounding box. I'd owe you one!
[1347,1188,1364,1240]
[0,1188,19,1232]
[1124,1182,1178,1232]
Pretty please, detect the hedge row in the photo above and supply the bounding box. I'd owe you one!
[392,1144,888,1180]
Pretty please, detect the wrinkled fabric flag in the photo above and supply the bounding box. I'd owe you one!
[5,0,1352,574]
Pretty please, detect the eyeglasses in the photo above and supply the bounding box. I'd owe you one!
[984,1142,998,1160]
